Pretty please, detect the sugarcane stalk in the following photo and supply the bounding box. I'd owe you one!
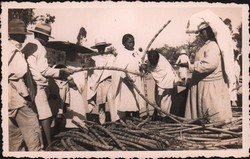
[119,139,148,151]
[223,125,242,132]
[141,20,172,62]
[81,51,114,57]
[61,138,72,151]
[110,129,159,146]
[65,138,79,151]
[71,119,89,133]
[49,146,64,151]
[130,80,183,123]
[112,132,160,150]
[146,133,170,146]
[141,20,171,119]
[72,66,144,77]
[162,125,201,134]
[181,136,221,142]
[46,139,62,151]
[90,122,127,151]
[68,130,96,142]
[88,126,109,147]
[182,133,232,139]
[203,138,242,148]
[110,127,146,136]
[71,137,113,150]
[137,116,150,127]
[206,127,241,137]
[70,139,88,151]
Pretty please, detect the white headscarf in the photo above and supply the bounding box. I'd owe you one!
[186,9,235,90]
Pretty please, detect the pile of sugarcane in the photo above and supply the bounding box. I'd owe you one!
[46,111,242,151]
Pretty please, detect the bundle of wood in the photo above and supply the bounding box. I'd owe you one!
[47,112,242,151]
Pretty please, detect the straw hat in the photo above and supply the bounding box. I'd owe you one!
[9,19,31,35]
[29,23,54,38]
[91,38,111,49]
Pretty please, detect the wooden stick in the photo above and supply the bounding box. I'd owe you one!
[72,66,145,77]
[141,20,171,119]
[141,20,172,62]
[130,81,184,123]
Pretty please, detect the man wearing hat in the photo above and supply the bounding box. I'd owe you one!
[24,22,73,147]
[175,49,191,85]
[87,38,119,123]
[8,19,42,151]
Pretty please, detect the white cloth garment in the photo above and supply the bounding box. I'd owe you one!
[149,54,177,90]
[186,9,235,93]
[175,54,191,79]
[112,47,145,112]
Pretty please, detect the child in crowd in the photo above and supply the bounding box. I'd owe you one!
[113,34,145,119]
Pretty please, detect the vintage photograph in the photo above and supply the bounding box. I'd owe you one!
[1,1,249,158]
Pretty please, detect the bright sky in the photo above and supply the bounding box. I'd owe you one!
[30,2,242,50]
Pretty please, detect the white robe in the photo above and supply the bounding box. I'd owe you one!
[112,47,145,112]
[186,9,235,93]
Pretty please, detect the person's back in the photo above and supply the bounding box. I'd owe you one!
[147,51,176,89]
[146,50,177,121]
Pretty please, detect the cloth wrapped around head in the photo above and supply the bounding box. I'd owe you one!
[186,9,235,89]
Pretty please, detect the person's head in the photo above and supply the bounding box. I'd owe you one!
[91,38,111,53]
[29,23,54,45]
[8,19,31,43]
[77,27,87,45]
[197,23,216,42]
[122,34,134,51]
[180,49,187,55]
[234,49,239,60]
[223,18,232,33]
[147,50,159,68]
[54,64,67,69]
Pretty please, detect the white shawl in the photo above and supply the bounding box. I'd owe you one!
[186,9,235,91]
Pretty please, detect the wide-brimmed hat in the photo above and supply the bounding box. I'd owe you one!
[91,38,111,49]
[9,19,31,35]
[29,23,54,38]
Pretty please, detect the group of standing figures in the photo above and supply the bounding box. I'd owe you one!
[8,9,240,151]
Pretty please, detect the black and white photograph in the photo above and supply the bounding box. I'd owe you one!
[1,1,249,158]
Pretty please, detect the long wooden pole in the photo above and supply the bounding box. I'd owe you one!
[141,20,172,62]
[141,20,171,118]
[71,66,145,77]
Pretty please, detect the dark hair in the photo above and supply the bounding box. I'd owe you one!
[9,34,26,43]
[122,34,134,46]
[201,26,216,42]
[54,64,67,68]
[147,50,159,66]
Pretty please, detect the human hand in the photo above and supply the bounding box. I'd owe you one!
[68,77,78,90]
[23,95,32,102]
[59,68,74,79]
[177,62,189,68]
[124,76,134,86]
[139,63,148,73]
[23,95,33,106]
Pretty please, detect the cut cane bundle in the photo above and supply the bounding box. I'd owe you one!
[47,107,242,151]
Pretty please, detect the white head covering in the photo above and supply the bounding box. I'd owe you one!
[186,9,235,88]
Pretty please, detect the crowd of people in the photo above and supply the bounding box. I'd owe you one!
[8,9,242,151]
